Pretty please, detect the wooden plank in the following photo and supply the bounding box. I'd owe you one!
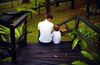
[11,14,27,28]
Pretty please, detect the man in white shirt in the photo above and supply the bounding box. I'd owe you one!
[38,14,54,45]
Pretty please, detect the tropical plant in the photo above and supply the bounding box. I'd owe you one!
[0,23,25,43]
[68,21,100,65]
[72,61,88,65]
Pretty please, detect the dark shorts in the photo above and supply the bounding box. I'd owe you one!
[38,40,53,45]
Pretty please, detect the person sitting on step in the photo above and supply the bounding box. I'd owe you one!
[52,25,61,44]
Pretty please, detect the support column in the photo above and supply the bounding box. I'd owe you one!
[10,27,16,63]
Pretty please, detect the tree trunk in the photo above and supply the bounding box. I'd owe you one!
[45,0,51,14]
[96,0,100,9]
[17,0,19,5]
[86,0,90,19]
[22,0,30,4]
[11,0,13,8]
[55,0,60,7]
[71,0,75,9]
[35,0,37,6]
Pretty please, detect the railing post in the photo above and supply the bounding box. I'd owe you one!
[24,16,27,46]
[75,17,79,30]
[10,26,16,63]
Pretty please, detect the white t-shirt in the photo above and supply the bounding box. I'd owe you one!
[52,31,61,44]
[38,19,54,43]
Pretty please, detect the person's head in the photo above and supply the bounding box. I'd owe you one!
[46,14,53,22]
[54,25,59,31]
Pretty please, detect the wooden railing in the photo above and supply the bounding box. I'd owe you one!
[0,14,27,63]
[57,15,100,48]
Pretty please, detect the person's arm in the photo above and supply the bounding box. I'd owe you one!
[38,22,40,39]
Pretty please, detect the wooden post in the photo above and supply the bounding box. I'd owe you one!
[10,26,16,63]
[75,17,80,30]
[24,16,27,46]
[86,0,90,19]
[45,0,51,14]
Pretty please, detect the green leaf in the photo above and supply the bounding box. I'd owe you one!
[0,31,5,34]
[90,52,100,61]
[72,38,79,49]
[28,9,37,14]
[15,28,21,38]
[3,57,12,62]
[0,25,10,34]
[1,35,6,41]
[79,40,88,50]
[72,61,88,65]
[81,50,94,60]
[18,23,24,33]
[16,8,26,12]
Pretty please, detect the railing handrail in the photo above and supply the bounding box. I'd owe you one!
[57,15,76,26]
[57,15,100,35]
[11,14,27,28]
[76,15,100,34]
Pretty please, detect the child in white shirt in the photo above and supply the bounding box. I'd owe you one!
[52,25,61,44]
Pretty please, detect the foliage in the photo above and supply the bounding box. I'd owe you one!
[72,38,79,49]
[0,25,10,42]
[2,57,12,62]
[0,23,25,42]
[72,61,88,65]
[81,50,94,60]
[78,40,88,50]
[67,21,100,65]
[90,52,100,64]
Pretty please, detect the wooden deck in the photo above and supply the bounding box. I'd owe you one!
[0,41,92,65]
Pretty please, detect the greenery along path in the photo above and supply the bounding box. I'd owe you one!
[0,41,93,65]
[0,0,100,43]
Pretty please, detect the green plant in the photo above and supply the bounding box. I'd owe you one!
[81,50,94,60]
[2,57,12,62]
[72,61,88,65]
[0,23,25,42]
[72,38,79,50]
[68,21,100,65]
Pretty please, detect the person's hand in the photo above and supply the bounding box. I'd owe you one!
[59,26,67,32]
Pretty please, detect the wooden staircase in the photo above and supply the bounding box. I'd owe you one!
[0,41,93,65]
